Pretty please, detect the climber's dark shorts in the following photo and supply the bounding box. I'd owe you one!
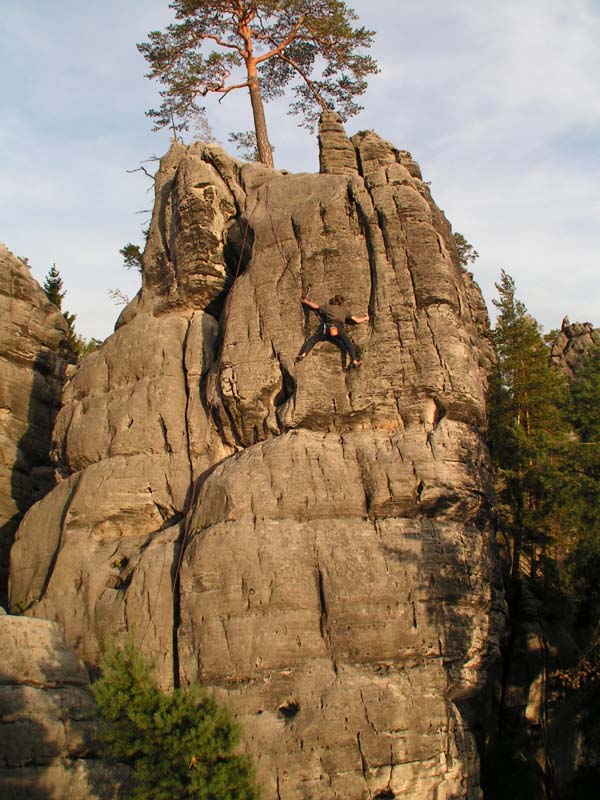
[298,324,358,362]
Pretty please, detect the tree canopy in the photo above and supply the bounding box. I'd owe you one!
[488,270,568,578]
[138,0,378,166]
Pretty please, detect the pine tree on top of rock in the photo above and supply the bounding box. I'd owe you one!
[138,0,379,167]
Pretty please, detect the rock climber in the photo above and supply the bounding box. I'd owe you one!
[296,294,369,368]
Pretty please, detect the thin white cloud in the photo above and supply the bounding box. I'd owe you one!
[0,0,598,339]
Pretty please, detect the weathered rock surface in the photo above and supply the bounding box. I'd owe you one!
[550,316,599,378]
[10,119,504,798]
[0,246,68,603]
[0,609,128,799]
[318,111,359,176]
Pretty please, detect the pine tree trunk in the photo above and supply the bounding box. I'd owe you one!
[248,72,273,168]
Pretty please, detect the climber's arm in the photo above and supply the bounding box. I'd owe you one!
[350,313,369,324]
[301,297,320,311]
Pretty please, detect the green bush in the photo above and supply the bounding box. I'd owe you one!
[92,637,260,800]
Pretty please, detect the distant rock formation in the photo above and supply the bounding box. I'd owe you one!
[10,117,504,799]
[550,317,598,378]
[0,246,68,603]
[0,609,128,799]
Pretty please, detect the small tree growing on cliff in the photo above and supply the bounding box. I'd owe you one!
[43,262,66,308]
[42,263,86,361]
[453,232,479,267]
[138,0,378,167]
[119,242,144,273]
[92,636,260,800]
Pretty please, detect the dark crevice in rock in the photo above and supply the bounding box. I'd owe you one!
[405,252,420,313]
[209,401,230,445]
[223,215,254,283]
[170,519,186,690]
[356,732,371,793]
[317,567,329,641]
[180,317,194,476]
[415,479,425,505]
[201,283,232,321]
[53,405,75,479]
[354,141,365,178]
[290,215,309,297]
[432,397,447,428]
[349,187,378,327]
[278,699,300,720]
[157,413,173,455]
[274,355,296,415]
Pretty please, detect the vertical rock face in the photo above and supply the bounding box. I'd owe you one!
[10,120,504,799]
[0,609,129,799]
[0,246,68,602]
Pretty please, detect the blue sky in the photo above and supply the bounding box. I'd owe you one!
[1,0,598,339]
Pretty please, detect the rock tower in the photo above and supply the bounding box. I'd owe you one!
[10,114,504,799]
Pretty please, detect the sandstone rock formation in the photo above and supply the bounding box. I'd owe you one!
[0,608,128,799]
[0,246,68,603]
[550,316,599,378]
[10,114,504,799]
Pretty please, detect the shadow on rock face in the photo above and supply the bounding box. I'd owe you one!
[0,613,130,799]
[1,351,64,608]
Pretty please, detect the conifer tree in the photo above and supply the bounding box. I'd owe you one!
[92,637,260,800]
[452,232,479,267]
[119,243,144,273]
[488,270,568,578]
[138,0,378,167]
[42,263,66,309]
[42,264,99,362]
[562,342,600,629]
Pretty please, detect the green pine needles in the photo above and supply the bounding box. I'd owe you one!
[137,1,378,167]
[92,637,260,800]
